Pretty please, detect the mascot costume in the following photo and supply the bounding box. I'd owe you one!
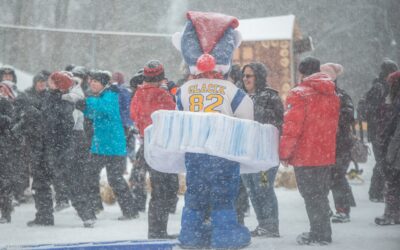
[144,11,280,249]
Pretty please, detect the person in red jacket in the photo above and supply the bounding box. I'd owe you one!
[130,60,179,239]
[280,57,340,245]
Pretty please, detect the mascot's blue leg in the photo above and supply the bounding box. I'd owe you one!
[179,153,212,248]
[209,156,251,249]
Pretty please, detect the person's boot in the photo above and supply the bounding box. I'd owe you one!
[332,212,350,223]
[296,232,332,245]
[83,219,96,228]
[118,213,139,221]
[0,215,11,223]
[210,209,251,249]
[179,207,212,249]
[375,214,400,225]
[251,224,280,238]
[27,217,54,227]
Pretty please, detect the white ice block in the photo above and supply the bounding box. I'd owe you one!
[144,110,279,173]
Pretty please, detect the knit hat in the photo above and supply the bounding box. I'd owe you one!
[112,71,125,84]
[320,63,344,81]
[130,69,144,89]
[172,11,242,75]
[143,60,165,82]
[89,70,111,86]
[380,59,398,78]
[298,56,320,76]
[33,71,49,86]
[49,71,74,91]
[72,66,89,79]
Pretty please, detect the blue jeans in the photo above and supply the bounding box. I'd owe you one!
[242,167,279,231]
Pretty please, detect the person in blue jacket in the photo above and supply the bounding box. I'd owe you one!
[76,70,138,220]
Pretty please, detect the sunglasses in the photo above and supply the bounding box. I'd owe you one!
[243,74,255,79]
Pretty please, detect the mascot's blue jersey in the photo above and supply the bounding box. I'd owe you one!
[176,78,254,120]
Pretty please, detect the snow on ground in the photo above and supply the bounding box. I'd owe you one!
[0,151,399,249]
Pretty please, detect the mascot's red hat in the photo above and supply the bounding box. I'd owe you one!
[172,11,242,75]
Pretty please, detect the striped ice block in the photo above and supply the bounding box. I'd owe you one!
[144,110,279,173]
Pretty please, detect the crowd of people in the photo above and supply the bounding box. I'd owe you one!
[0,54,399,246]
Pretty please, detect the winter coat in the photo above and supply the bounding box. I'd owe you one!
[116,84,134,128]
[336,87,355,159]
[130,83,176,137]
[365,77,390,143]
[83,88,126,156]
[241,62,283,130]
[250,86,284,132]
[0,97,12,135]
[0,97,14,189]
[42,90,75,156]
[279,73,340,167]
[16,88,47,139]
[379,96,400,172]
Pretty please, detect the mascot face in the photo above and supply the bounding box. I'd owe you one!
[172,11,242,75]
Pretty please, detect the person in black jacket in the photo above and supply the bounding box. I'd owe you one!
[13,71,50,205]
[0,81,16,223]
[240,62,284,237]
[0,66,30,205]
[321,63,356,223]
[27,71,96,228]
[365,59,398,202]
[375,71,400,225]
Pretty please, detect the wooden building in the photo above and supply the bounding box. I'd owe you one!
[233,15,312,101]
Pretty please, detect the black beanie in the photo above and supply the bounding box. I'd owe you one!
[89,70,111,86]
[298,56,320,76]
[130,69,144,88]
[32,72,49,86]
[143,60,165,82]
[72,66,89,79]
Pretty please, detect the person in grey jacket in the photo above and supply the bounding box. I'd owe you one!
[240,62,284,237]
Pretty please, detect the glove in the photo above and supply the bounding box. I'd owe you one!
[75,99,86,111]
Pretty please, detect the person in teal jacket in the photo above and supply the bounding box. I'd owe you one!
[76,70,138,220]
